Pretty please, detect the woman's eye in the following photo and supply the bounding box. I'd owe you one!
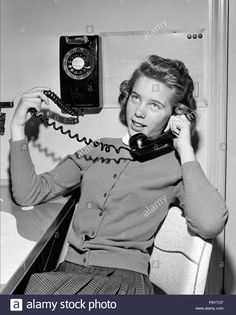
[150,103,161,110]
[131,94,140,102]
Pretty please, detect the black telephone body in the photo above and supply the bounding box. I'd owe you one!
[30,91,195,160]
[60,35,100,115]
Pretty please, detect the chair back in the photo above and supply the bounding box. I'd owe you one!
[149,206,213,294]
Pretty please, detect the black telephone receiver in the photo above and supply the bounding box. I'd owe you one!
[29,91,195,160]
[128,104,196,158]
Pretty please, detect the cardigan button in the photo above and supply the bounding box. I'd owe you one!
[113,174,117,178]
[99,211,103,216]
[83,258,86,263]
[103,193,107,198]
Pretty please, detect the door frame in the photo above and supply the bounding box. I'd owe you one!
[205,0,228,294]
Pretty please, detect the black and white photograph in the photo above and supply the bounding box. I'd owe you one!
[0,0,235,314]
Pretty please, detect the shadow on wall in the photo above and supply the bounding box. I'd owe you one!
[25,112,63,162]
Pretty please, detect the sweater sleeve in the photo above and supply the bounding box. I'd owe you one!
[9,138,95,206]
[173,160,229,239]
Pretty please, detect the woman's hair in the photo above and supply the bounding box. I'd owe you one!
[118,55,197,131]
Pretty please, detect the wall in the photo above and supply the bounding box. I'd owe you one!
[225,0,236,295]
[0,0,208,179]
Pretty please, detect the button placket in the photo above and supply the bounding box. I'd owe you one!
[102,161,129,208]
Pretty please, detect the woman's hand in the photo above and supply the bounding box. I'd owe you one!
[10,87,50,141]
[11,87,50,127]
[165,115,195,164]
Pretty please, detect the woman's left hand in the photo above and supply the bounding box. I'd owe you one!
[165,115,195,163]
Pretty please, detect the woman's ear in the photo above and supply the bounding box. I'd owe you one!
[174,103,189,115]
[174,103,197,124]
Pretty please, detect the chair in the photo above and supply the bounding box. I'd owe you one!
[149,206,213,295]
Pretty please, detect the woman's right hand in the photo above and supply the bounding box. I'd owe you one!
[11,87,50,127]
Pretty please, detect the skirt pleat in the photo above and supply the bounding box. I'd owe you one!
[80,275,121,295]
[24,261,155,295]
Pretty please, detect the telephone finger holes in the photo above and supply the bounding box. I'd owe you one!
[63,47,94,80]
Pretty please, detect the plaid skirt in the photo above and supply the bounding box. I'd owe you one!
[24,261,155,295]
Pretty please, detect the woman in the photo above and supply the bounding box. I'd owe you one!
[10,55,229,295]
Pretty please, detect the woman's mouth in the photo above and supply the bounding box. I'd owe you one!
[131,119,146,130]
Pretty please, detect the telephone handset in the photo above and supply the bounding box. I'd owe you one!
[129,104,196,158]
[29,91,195,160]
[129,129,174,158]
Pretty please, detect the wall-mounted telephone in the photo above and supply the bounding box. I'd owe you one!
[60,35,101,115]
[29,91,195,161]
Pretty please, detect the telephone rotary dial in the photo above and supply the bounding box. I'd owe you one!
[63,47,95,80]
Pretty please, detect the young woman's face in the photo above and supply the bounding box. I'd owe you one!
[126,76,175,138]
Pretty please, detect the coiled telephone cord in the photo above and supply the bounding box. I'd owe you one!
[29,90,131,155]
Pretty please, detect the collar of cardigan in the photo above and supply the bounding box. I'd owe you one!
[122,132,130,145]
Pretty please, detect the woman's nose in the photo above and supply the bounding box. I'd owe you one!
[135,103,146,118]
